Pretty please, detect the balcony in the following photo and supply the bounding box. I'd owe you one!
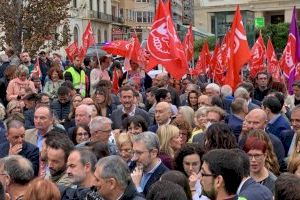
[89,11,124,24]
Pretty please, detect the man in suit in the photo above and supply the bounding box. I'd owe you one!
[234,87,259,112]
[148,102,172,133]
[111,86,150,129]
[0,120,39,176]
[131,132,168,196]
[263,96,291,141]
[226,98,248,140]
[25,105,65,151]
[233,149,273,200]
[155,73,180,107]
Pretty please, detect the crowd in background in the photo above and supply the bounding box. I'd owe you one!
[0,48,300,200]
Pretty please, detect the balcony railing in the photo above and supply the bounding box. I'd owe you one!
[89,11,124,24]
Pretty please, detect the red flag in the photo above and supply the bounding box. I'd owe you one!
[194,42,210,75]
[146,0,188,80]
[127,36,148,69]
[31,57,42,78]
[224,6,251,89]
[112,69,119,94]
[183,24,194,62]
[210,42,225,84]
[249,33,266,78]
[65,42,79,62]
[79,21,95,61]
[266,38,281,82]
[102,40,131,57]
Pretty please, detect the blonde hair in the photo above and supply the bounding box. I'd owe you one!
[178,106,195,128]
[289,131,300,161]
[0,103,6,120]
[6,100,21,115]
[288,156,300,174]
[157,124,180,157]
[116,132,133,149]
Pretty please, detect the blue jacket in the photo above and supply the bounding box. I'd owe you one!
[0,141,39,176]
[226,114,243,140]
[266,114,291,139]
[239,177,273,200]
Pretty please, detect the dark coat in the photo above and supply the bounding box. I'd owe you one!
[266,115,291,140]
[167,86,181,107]
[0,141,39,176]
[111,107,150,129]
[278,129,295,156]
[51,99,71,121]
[226,114,243,140]
[148,124,158,133]
[120,181,145,200]
[142,162,169,196]
[24,109,35,129]
[0,122,7,144]
[239,178,273,200]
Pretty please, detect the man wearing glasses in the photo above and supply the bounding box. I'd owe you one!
[200,149,243,200]
[130,132,168,196]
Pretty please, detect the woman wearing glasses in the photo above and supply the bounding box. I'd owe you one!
[175,143,209,200]
[243,137,277,194]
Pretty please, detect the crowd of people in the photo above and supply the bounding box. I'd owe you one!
[0,48,300,200]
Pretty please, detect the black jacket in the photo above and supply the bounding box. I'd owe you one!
[120,181,145,200]
[51,99,71,121]
[0,141,39,176]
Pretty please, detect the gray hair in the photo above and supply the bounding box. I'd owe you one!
[132,131,160,151]
[206,83,220,94]
[96,155,130,189]
[16,64,29,77]
[0,155,34,185]
[7,120,24,132]
[89,116,112,134]
[234,87,250,100]
[195,106,209,118]
[0,103,5,121]
[221,85,233,97]
[73,148,97,172]
[76,104,93,116]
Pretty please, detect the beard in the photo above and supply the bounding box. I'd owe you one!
[49,166,66,177]
[201,182,217,200]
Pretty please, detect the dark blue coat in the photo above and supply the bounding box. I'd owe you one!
[0,141,39,176]
[266,115,291,139]
[226,114,243,140]
[239,178,273,200]
[148,124,158,133]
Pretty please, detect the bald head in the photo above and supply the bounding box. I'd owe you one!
[75,104,92,126]
[198,95,211,107]
[244,109,268,131]
[155,102,172,125]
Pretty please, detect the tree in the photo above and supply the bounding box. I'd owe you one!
[194,36,216,58]
[0,0,71,56]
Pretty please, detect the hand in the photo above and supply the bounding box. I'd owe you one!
[189,172,200,189]
[9,144,23,155]
[131,166,143,188]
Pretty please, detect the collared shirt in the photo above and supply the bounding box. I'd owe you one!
[158,118,171,127]
[116,193,124,200]
[136,159,162,193]
[122,105,136,117]
[268,114,281,125]
[37,130,44,151]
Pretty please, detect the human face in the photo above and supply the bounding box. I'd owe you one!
[132,141,156,172]
[170,134,182,152]
[75,107,91,126]
[73,96,82,108]
[94,166,113,199]
[40,95,50,106]
[257,74,268,88]
[195,114,207,129]
[205,88,218,97]
[34,107,53,134]
[206,111,221,124]
[119,142,133,162]
[0,165,9,192]
[90,105,98,118]
[127,123,143,136]
[101,58,111,69]
[20,52,30,63]
[94,92,105,104]
[47,148,66,176]
[130,61,139,71]
[146,92,155,105]
[155,104,171,125]
[189,92,198,106]
[7,127,25,146]
[51,71,59,81]
[73,57,81,68]
[76,127,90,144]
[291,110,300,131]
[120,90,134,110]
[294,165,300,177]
[247,149,266,174]
[156,75,166,88]
[179,129,189,144]
[164,92,172,103]
[19,72,27,81]
[67,151,87,185]
[58,94,70,104]
[244,112,266,130]
[198,95,211,107]
[11,105,22,115]
[294,86,300,98]
[91,123,112,143]
[200,162,217,200]
[183,154,201,176]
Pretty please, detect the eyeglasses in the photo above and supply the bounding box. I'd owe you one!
[247,153,264,160]
[200,171,216,177]
[77,132,89,137]
[132,150,150,157]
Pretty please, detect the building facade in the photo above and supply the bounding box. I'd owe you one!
[194,0,300,45]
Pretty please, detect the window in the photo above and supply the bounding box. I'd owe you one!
[89,0,93,10]
[73,26,79,44]
[143,12,147,22]
[104,30,108,41]
[137,11,142,22]
[104,0,107,14]
[97,0,100,12]
[73,0,77,8]
[62,25,69,44]
[120,8,124,18]
[97,29,101,43]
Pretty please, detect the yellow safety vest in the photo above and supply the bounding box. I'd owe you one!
[64,67,86,97]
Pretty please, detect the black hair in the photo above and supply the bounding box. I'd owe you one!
[155,88,169,103]
[269,92,284,109]
[262,96,282,114]
[231,148,250,177]
[275,173,300,200]
[175,143,204,176]
[122,115,148,132]
[83,57,91,66]
[146,180,187,200]
[211,96,224,109]
[57,86,70,96]
[84,141,109,160]
[0,182,4,200]
[204,122,238,152]
[72,125,91,145]
[202,149,243,195]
